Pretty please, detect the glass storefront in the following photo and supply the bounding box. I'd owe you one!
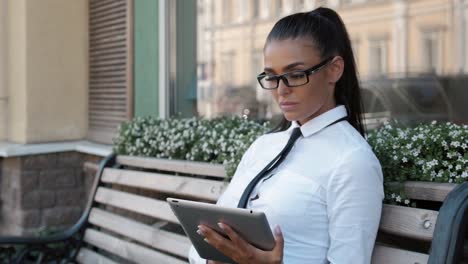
[192,0,468,125]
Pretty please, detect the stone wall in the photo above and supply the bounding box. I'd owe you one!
[0,152,102,236]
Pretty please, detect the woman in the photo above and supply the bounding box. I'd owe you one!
[190,7,383,264]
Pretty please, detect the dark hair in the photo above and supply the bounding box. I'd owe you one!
[266,7,366,137]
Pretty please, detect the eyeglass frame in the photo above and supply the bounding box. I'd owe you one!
[256,56,335,90]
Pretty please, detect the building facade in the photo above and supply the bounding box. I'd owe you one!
[0,0,467,234]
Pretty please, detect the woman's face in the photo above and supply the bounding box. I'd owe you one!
[263,38,340,125]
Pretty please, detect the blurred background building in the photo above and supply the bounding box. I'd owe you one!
[196,0,468,124]
[0,0,467,235]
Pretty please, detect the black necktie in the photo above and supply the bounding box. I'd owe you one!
[236,116,348,209]
[237,127,303,208]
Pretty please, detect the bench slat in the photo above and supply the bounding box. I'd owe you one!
[84,228,188,264]
[102,168,226,202]
[380,204,437,241]
[89,207,191,258]
[117,155,227,178]
[77,248,118,264]
[95,187,179,223]
[371,244,429,264]
[403,181,457,202]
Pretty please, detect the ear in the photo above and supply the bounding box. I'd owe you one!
[327,56,344,84]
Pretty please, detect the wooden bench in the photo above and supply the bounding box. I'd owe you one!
[0,154,467,263]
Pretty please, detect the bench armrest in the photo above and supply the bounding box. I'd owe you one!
[429,182,468,264]
[0,219,87,264]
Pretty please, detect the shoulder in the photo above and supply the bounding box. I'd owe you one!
[324,123,383,187]
[326,144,383,192]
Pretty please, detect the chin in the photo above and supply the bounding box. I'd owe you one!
[283,113,300,122]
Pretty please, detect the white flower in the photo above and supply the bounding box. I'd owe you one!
[442,141,447,147]
[404,199,410,205]
[393,155,398,160]
[402,157,408,163]
[391,193,396,199]
[396,196,401,202]
[456,165,462,170]
[431,120,437,125]
[462,143,467,149]
[451,141,461,147]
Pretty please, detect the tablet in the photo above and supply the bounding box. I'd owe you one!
[167,198,275,263]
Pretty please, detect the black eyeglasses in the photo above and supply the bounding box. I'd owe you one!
[257,57,334,90]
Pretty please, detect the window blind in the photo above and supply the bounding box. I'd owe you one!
[88,0,133,144]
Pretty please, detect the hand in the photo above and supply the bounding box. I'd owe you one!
[197,223,284,264]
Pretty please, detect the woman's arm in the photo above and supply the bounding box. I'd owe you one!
[326,148,384,264]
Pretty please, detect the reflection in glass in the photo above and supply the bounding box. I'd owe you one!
[195,0,468,125]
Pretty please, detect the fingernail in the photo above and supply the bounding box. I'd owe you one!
[196,229,203,236]
[274,225,282,235]
[204,238,209,243]
[217,223,224,229]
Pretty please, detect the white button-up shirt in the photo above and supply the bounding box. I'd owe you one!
[189,105,384,264]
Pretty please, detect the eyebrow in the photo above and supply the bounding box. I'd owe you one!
[264,62,306,73]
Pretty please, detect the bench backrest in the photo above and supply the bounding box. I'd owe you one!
[76,155,461,264]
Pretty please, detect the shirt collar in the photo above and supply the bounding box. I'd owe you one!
[287,105,348,138]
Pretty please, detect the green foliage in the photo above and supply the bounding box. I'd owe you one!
[367,121,467,205]
[114,117,467,206]
[113,116,271,178]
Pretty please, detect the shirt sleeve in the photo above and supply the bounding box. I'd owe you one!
[326,148,384,264]
[187,136,264,264]
[188,246,206,264]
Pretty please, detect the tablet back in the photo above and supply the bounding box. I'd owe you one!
[167,198,275,263]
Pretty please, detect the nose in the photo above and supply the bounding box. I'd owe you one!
[277,77,292,96]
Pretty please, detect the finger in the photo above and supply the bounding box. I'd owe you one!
[272,225,284,258]
[198,225,236,254]
[218,223,256,252]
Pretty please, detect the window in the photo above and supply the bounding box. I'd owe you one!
[222,0,233,24]
[466,15,468,73]
[192,0,466,125]
[276,0,283,16]
[369,39,387,76]
[252,50,274,119]
[252,0,260,19]
[0,5,6,141]
[220,51,236,89]
[421,30,442,74]
[296,0,305,11]
[351,38,360,65]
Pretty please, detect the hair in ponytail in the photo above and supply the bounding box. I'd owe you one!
[266,7,366,137]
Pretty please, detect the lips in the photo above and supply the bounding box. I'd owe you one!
[279,102,299,111]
